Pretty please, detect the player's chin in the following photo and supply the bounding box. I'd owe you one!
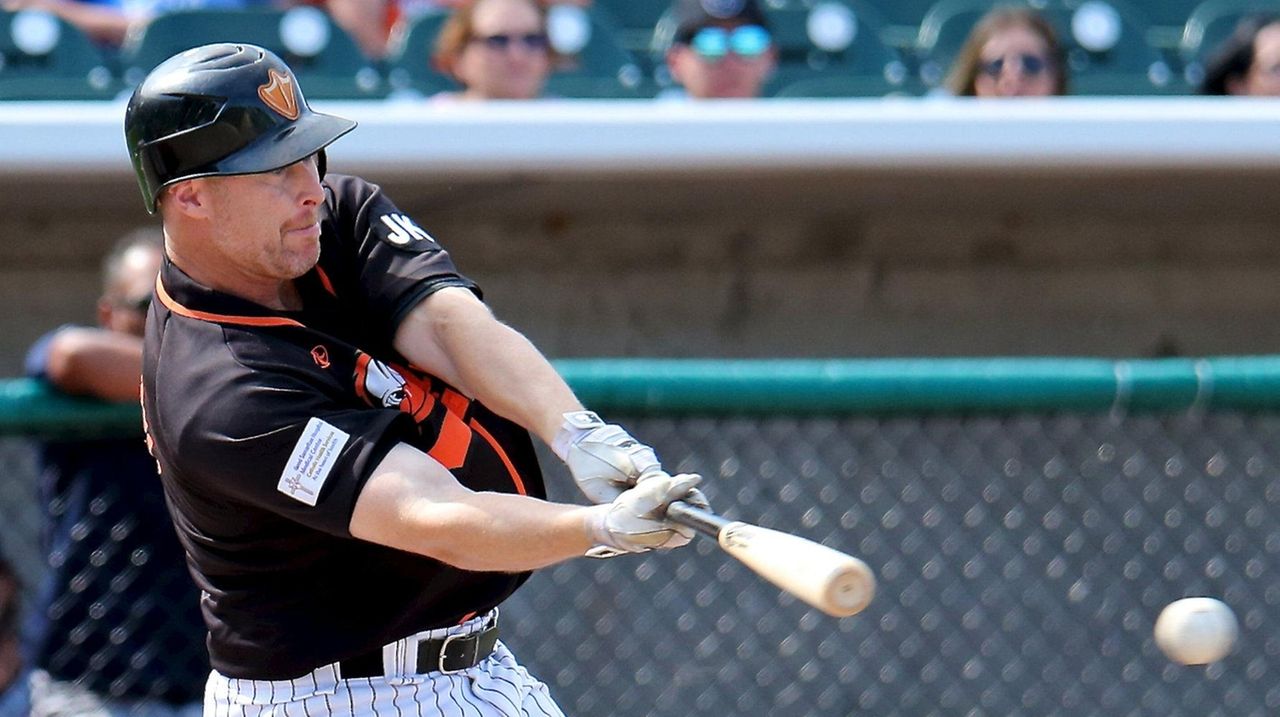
[280,229,322,276]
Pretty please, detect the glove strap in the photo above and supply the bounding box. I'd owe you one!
[551,410,605,460]
[583,503,637,556]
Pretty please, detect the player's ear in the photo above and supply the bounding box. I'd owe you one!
[162,179,211,219]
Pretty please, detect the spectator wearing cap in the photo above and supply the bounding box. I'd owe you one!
[664,0,776,99]
[432,0,554,100]
[1200,13,1280,95]
[946,6,1067,97]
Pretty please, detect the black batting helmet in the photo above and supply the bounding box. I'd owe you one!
[124,43,356,213]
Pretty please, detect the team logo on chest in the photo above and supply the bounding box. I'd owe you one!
[353,353,433,422]
[310,345,330,368]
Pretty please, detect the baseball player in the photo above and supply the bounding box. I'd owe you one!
[125,43,707,716]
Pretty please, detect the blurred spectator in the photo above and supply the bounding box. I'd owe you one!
[1,0,380,54]
[663,0,776,99]
[946,6,1067,97]
[351,0,589,59]
[0,0,273,47]
[316,0,394,58]
[432,0,553,100]
[1200,14,1280,95]
[23,229,207,717]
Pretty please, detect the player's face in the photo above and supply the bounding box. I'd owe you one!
[454,0,551,100]
[1238,24,1280,96]
[667,22,776,99]
[204,156,325,284]
[100,244,162,338]
[972,24,1059,98]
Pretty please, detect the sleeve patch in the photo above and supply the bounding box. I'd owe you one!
[378,213,436,247]
[278,417,350,506]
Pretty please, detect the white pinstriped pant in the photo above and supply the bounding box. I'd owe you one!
[203,615,564,717]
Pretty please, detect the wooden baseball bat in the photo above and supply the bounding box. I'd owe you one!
[665,501,876,618]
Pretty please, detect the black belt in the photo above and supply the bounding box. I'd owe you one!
[338,622,499,678]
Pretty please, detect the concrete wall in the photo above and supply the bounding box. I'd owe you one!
[3,165,1280,376]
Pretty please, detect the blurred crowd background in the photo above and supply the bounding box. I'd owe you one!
[3,0,1280,102]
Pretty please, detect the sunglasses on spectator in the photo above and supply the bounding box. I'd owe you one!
[687,25,772,61]
[471,33,549,51]
[979,53,1051,78]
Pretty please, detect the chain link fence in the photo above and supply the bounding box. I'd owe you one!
[2,400,1278,714]
[514,412,1279,717]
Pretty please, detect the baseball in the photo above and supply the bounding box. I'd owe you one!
[1153,597,1238,665]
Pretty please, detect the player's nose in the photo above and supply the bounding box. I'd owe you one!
[289,159,324,206]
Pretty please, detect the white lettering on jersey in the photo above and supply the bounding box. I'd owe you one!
[277,417,349,507]
[380,213,433,246]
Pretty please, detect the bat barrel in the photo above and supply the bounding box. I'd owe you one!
[666,500,876,618]
[665,500,731,538]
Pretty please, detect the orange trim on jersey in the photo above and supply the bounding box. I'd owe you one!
[428,411,471,470]
[469,418,528,496]
[440,388,470,419]
[156,275,306,329]
[314,266,337,296]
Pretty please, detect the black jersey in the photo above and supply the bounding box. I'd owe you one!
[141,174,546,681]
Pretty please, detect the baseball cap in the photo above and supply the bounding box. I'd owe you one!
[672,0,769,44]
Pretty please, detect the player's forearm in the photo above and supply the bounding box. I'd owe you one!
[448,324,582,444]
[404,493,596,572]
[351,443,594,571]
[394,289,581,444]
[44,328,143,402]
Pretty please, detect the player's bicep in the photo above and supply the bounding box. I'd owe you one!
[349,442,474,555]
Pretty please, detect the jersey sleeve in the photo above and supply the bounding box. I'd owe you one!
[322,174,481,341]
[161,360,417,538]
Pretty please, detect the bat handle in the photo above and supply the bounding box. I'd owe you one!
[665,500,730,538]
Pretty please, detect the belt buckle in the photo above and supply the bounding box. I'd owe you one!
[437,632,474,675]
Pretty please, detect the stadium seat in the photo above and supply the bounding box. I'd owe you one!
[0,9,117,100]
[915,0,1176,94]
[594,0,671,56]
[1138,0,1205,26]
[543,5,651,98]
[762,0,914,97]
[865,0,946,26]
[119,6,386,99]
[1178,0,1280,85]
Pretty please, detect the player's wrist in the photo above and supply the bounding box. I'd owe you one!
[582,503,622,551]
[551,410,605,461]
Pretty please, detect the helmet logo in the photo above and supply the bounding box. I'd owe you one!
[258,69,300,120]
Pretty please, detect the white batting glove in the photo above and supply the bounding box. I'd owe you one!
[584,472,702,557]
[553,411,662,503]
